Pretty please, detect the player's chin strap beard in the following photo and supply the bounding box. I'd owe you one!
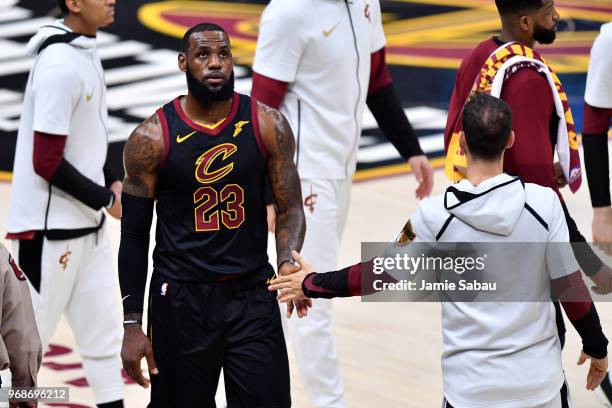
[186,68,235,104]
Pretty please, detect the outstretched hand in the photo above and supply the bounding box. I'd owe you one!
[270,251,313,316]
[277,253,312,318]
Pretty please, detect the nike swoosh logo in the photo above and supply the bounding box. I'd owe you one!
[122,294,131,302]
[176,130,196,143]
[85,90,94,101]
[323,22,340,37]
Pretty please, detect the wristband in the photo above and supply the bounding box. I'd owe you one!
[123,319,142,325]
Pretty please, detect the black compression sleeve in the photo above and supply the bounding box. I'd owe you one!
[561,201,603,276]
[582,132,611,207]
[366,83,424,160]
[569,303,608,359]
[103,159,121,188]
[119,193,154,314]
[49,158,113,210]
[302,270,351,299]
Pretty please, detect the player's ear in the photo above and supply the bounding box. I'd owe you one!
[178,52,187,72]
[506,130,515,149]
[518,14,532,35]
[66,0,81,14]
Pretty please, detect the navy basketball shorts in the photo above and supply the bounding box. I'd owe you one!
[147,265,291,408]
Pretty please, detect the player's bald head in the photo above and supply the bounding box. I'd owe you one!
[461,94,513,160]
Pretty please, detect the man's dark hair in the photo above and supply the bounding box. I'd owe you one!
[495,0,543,16]
[58,0,69,15]
[461,94,513,160]
[181,23,228,53]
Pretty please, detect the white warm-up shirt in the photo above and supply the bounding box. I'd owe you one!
[585,22,612,109]
[408,174,579,407]
[253,0,386,179]
[6,22,109,232]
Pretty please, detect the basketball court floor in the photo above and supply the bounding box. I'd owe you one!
[0,144,610,407]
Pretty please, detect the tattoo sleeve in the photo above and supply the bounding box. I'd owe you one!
[258,101,306,266]
[122,114,163,198]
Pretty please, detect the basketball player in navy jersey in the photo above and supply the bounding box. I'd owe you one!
[117,23,306,407]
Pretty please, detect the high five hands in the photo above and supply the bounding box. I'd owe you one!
[269,250,313,316]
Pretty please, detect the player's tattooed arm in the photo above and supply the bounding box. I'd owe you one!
[120,114,162,387]
[122,113,164,198]
[257,101,306,267]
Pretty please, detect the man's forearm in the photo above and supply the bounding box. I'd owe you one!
[303,259,394,298]
[118,193,154,316]
[583,132,611,208]
[275,206,305,266]
[367,83,424,160]
[50,158,114,210]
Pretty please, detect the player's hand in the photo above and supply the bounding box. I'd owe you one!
[577,351,608,390]
[121,324,158,388]
[408,155,433,199]
[270,251,313,304]
[276,252,312,318]
[266,204,276,233]
[592,207,612,255]
[591,262,612,295]
[106,181,123,219]
[554,162,568,188]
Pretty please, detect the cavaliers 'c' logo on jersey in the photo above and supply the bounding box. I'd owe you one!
[195,143,238,185]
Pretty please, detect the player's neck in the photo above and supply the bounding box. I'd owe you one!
[63,15,97,37]
[499,27,535,48]
[183,94,233,126]
[465,159,504,187]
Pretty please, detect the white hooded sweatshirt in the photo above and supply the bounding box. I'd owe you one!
[409,173,578,407]
[6,21,108,233]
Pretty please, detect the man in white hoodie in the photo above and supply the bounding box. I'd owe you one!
[270,94,610,407]
[5,0,124,406]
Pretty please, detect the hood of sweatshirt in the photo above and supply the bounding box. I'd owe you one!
[25,20,96,56]
[444,173,525,236]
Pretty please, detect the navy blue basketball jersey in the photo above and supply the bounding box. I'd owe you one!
[153,93,269,281]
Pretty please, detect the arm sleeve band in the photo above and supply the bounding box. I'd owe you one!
[582,132,611,207]
[366,84,424,160]
[251,72,288,110]
[49,158,114,211]
[32,132,66,181]
[368,48,392,94]
[568,303,608,359]
[553,272,608,358]
[302,259,395,298]
[118,193,154,314]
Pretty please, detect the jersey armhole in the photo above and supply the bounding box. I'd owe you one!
[156,108,170,170]
[251,98,269,161]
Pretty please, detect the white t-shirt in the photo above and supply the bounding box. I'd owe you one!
[408,174,578,407]
[6,22,109,232]
[585,22,612,108]
[253,0,386,179]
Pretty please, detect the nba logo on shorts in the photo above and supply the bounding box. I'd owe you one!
[161,282,168,296]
